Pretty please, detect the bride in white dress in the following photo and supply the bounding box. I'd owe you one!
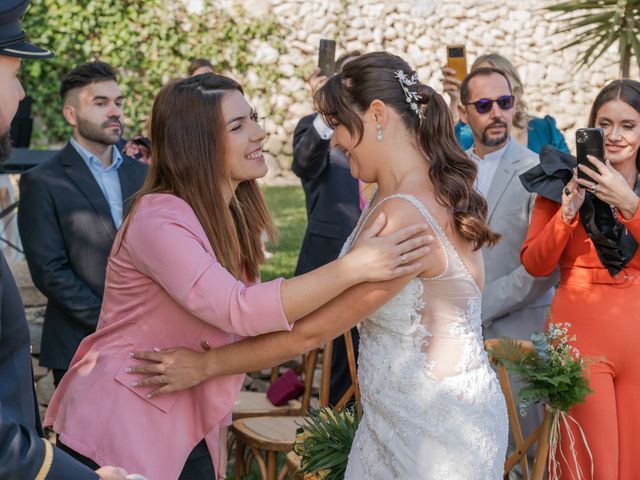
[128,51,508,479]
[322,52,508,478]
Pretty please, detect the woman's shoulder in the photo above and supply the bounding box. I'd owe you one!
[131,193,201,231]
[136,193,195,216]
[527,115,570,154]
[370,191,443,234]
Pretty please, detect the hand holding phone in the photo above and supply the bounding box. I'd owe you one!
[446,45,467,83]
[318,39,336,77]
[576,128,605,182]
[307,68,328,98]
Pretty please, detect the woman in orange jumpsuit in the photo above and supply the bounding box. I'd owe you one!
[520,79,640,479]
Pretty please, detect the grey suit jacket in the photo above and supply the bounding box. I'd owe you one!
[468,139,559,337]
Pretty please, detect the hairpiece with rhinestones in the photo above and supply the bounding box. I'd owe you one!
[394,70,424,119]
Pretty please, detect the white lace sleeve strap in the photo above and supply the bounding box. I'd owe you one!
[346,192,451,278]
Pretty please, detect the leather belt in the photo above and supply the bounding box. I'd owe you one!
[560,267,640,286]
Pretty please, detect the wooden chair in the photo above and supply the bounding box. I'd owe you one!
[232,349,319,480]
[484,338,552,480]
[233,364,303,420]
[284,332,361,479]
[233,331,360,480]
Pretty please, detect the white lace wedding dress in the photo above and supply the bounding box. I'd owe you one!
[342,193,508,479]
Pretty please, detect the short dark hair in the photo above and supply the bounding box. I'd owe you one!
[188,58,214,76]
[60,61,117,102]
[460,67,512,105]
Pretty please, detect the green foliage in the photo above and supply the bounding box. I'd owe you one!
[294,406,360,480]
[546,0,640,77]
[490,323,597,416]
[260,185,306,282]
[20,0,289,146]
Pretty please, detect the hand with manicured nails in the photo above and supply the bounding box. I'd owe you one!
[342,213,434,283]
[576,155,640,219]
[561,171,586,224]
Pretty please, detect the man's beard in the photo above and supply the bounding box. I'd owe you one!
[77,116,124,146]
[0,128,12,165]
[480,121,509,147]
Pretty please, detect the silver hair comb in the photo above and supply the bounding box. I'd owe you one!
[394,70,424,119]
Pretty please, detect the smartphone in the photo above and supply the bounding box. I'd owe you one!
[576,128,605,182]
[318,39,336,77]
[446,45,467,82]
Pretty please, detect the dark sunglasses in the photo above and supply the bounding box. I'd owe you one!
[464,95,515,114]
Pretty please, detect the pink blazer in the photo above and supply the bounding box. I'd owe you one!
[45,193,291,480]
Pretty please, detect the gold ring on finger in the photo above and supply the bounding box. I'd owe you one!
[400,254,406,265]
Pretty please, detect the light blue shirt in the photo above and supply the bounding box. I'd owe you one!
[70,137,124,228]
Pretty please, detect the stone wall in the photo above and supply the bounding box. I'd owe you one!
[210,0,637,182]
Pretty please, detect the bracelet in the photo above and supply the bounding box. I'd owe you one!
[35,439,53,480]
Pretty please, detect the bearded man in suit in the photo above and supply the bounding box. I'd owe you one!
[18,61,147,386]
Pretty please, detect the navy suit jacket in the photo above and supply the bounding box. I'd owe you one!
[292,114,361,275]
[18,142,147,370]
[0,252,98,478]
[292,114,361,405]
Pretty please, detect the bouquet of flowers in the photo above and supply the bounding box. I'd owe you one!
[293,406,360,480]
[490,322,594,416]
[490,322,601,479]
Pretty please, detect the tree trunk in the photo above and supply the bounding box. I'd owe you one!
[622,43,631,78]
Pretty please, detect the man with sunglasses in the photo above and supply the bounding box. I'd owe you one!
[458,67,558,471]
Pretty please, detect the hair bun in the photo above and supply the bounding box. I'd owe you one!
[416,84,434,104]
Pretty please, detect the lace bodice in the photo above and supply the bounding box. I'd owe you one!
[342,192,508,479]
[341,192,486,380]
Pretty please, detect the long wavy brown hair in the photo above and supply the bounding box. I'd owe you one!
[315,51,499,250]
[121,74,276,280]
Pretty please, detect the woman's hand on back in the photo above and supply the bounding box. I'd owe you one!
[127,346,211,398]
[342,213,433,282]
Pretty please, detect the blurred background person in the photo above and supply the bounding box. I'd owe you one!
[292,50,363,405]
[521,79,640,480]
[18,61,148,387]
[458,67,558,470]
[443,53,570,155]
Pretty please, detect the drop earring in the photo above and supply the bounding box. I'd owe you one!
[376,123,383,141]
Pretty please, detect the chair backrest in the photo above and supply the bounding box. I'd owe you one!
[299,349,320,414]
[484,339,551,480]
[319,331,362,416]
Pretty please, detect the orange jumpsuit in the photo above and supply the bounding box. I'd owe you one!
[521,195,640,480]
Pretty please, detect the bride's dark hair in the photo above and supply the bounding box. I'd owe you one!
[314,51,499,250]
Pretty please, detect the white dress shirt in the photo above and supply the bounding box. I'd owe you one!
[312,113,334,140]
[466,140,510,198]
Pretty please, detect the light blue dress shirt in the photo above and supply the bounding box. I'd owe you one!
[70,137,124,228]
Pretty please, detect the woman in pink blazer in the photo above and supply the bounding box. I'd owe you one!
[44,74,430,480]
